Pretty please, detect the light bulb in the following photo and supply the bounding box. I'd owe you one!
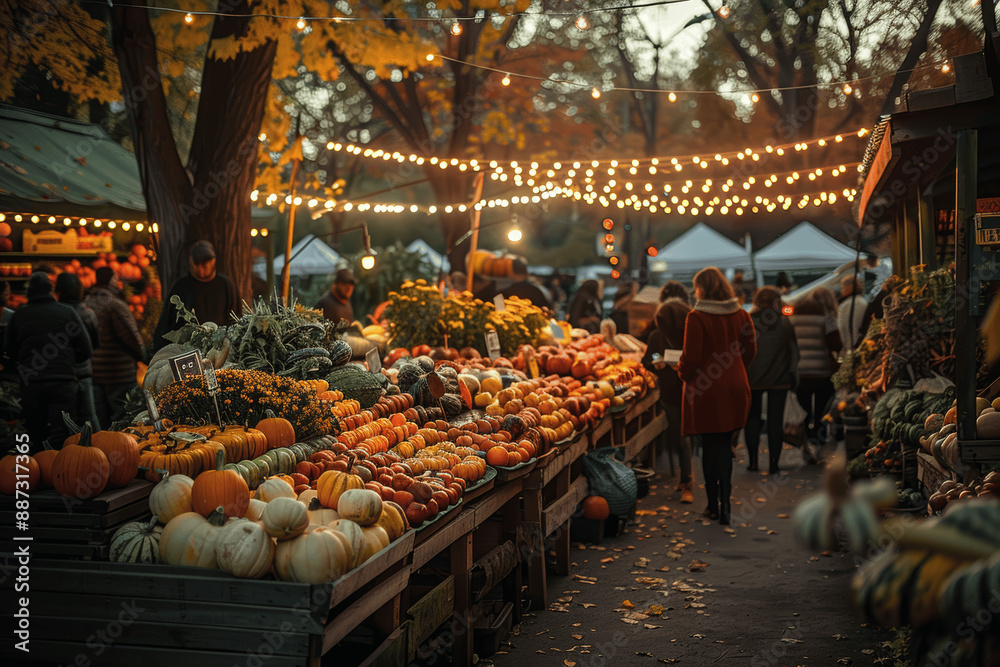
[507,228,522,243]
[261,229,268,237]
[361,254,376,270]
[668,92,677,102]
[843,83,853,95]
[151,223,158,233]
[251,229,258,237]
[122,222,130,231]
[258,133,266,141]
[296,18,306,30]
[942,62,951,73]
[718,5,731,18]
[591,87,601,99]
[451,23,462,36]
[136,223,144,232]
[750,93,760,103]
[184,12,193,23]
[575,16,589,30]
[501,74,510,86]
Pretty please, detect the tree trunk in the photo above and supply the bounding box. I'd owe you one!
[112,3,192,296]
[427,172,475,274]
[112,1,275,305]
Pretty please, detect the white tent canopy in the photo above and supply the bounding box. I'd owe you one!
[407,239,449,272]
[253,234,343,277]
[753,221,858,273]
[653,222,753,274]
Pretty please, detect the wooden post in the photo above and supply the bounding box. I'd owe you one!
[918,187,937,269]
[264,232,275,296]
[280,158,301,305]
[466,172,486,293]
[954,129,977,443]
[904,190,918,270]
[450,532,474,667]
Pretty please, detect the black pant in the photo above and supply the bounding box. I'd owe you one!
[23,380,80,452]
[746,388,788,470]
[796,377,834,441]
[701,431,736,512]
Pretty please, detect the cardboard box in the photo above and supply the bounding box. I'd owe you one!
[625,285,662,337]
[22,228,112,254]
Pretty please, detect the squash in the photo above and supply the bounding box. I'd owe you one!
[297,488,319,506]
[337,488,383,527]
[192,449,250,518]
[307,497,341,525]
[261,496,310,540]
[34,443,59,488]
[329,339,353,366]
[215,518,275,579]
[256,410,296,451]
[329,518,366,566]
[357,525,390,564]
[148,471,195,524]
[65,429,139,489]
[0,450,39,495]
[244,498,268,522]
[273,525,354,583]
[207,426,268,463]
[109,515,162,564]
[976,411,1000,439]
[159,507,227,569]
[52,423,109,499]
[255,476,296,503]
[375,501,408,541]
[316,464,365,510]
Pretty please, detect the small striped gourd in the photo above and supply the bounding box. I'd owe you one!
[109,515,162,564]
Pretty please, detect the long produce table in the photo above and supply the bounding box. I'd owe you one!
[0,388,665,667]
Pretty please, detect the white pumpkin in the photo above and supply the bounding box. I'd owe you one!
[148,472,194,524]
[307,497,340,525]
[244,498,268,522]
[215,519,275,579]
[273,525,354,583]
[159,507,227,569]
[329,518,366,567]
[297,488,319,506]
[261,496,310,540]
[255,477,296,503]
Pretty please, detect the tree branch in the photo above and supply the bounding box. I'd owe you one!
[879,0,944,116]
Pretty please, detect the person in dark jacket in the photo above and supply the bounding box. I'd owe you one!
[642,296,694,503]
[55,273,100,430]
[676,267,756,525]
[790,293,841,461]
[568,280,602,333]
[5,272,92,450]
[744,287,799,474]
[315,268,356,324]
[86,267,146,428]
[609,283,633,335]
[154,240,240,351]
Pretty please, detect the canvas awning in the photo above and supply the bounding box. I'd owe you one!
[406,239,449,271]
[753,221,859,272]
[254,234,343,277]
[653,222,752,274]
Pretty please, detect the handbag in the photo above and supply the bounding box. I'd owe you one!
[581,447,637,516]
[783,393,808,448]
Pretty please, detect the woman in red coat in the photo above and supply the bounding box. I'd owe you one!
[676,267,757,525]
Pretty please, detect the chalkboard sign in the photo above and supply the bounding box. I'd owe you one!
[969,214,1000,317]
[168,350,204,382]
[975,213,1000,246]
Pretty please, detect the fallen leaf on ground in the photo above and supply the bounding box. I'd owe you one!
[723,527,736,534]
[564,660,577,666]
[636,509,658,516]
[647,604,665,615]
[767,530,779,535]
[621,618,640,625]
[778,513,790,519]
[687,559,709,572]
[691,633,705,638]
[622,600,635,608]
[780,638,803,644]
[601,557,615,563]
[572,634,583,640]
[644,624,662,629]
[634,557,651,568]
[580,603,597,608]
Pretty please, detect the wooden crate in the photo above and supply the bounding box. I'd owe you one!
[0,480,152,559]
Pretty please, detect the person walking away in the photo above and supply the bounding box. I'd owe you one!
[675,267,756,526]
[609,283,633,335]
[4,273,92,451]
[154,241,240,351]
[55,273,100,430]
[775,272,793,295]
[86,267,146,428]
[568,280,602,333]
[790,292,841,462]
[745,288,799,474]
[642,294,694,503]
[315,268,356,324]
[838,276,869,351]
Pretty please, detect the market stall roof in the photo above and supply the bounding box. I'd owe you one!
[255,234,343,277]
[0,105,148,220]
[653,221,752,273]
[0,104,279,225]
[406,239,449,271]
[753,221,859,272]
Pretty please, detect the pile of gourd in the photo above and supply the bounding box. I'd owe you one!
[110,459,408,584]
[920,397,1000,469]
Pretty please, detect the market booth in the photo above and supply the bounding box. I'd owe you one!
[809,48,1000,664]
[0,282,665,666]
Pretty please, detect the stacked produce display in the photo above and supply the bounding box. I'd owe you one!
[2,290,654,591]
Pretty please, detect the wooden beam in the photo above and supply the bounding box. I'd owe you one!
[543,476,589,537]
[954,129,978,442]
[328,530,414,609]
[412,510,474,570]
[918,187,937,268]
[321,566,411,653]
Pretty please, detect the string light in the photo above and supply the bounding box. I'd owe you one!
[296,17,306,30]
[184,12,193,23]
[942,62,951,73]
[501,74,511,86]
[575,16,589,30]
[591,87,601,99]
[843,83,853,95]
[718,5,731,18]
[450,23,462,35]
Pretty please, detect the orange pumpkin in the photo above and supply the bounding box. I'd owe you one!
[52,424,109,499]
[0,451,40,495]
[34,444,59,488]
[88,431,140,488]
[316,464,365,510]
[191,449,250,518]
[581,495,610,520]
[375,500,408,541]
[255,411,296,450]
[206,426,268,463]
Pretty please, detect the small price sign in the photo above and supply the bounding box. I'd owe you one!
[493,294,506,312]
[366,347,382,374]
[203,365,223,426]
[168,350,204,382]
[484,330,501,361]
[549,322,566,341]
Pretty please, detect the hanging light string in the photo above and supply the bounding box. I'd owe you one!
[317,128,868,177]
[426,52,962,98]
[88,0,697,24]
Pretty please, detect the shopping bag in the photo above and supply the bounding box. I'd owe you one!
[581,447,637,516]
[783,393,808,448]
